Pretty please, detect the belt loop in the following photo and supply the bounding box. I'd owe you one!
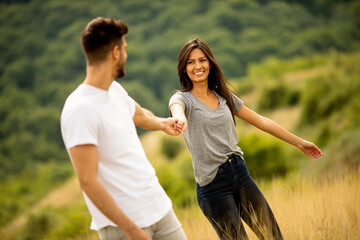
[228,154,234,163]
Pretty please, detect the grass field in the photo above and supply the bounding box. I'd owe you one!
[2,169,358,240]
[2,129,358,239]
[177,171,360,240]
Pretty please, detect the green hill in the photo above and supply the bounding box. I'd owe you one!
[0,0,359,238]
[1,50,359,239]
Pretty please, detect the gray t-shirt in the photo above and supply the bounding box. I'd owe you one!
[169,91,244,186]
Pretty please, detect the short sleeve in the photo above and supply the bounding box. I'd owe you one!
[126,95,136,117]
[111,81,136,117]
[232,93,244,113]
[169,92,188,108]
[169,92,191,116]
[61,102,99,149]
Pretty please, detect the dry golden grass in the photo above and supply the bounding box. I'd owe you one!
[177,171,360,240]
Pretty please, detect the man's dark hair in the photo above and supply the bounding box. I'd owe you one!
[81,17,128,65]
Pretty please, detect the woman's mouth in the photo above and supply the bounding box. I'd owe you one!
[194,71,204,76]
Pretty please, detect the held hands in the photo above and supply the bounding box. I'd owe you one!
[174,117,187,135]
[298,140,323,159]
[162,117,187,136]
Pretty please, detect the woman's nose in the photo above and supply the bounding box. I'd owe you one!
[195,61,202,69]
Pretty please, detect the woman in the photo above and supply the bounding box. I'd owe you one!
[169,38,322,240]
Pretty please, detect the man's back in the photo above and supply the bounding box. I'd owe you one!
[61,81,172,230]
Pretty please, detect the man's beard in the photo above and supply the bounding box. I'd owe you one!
[115,57,125,78]
[116,67,125,78]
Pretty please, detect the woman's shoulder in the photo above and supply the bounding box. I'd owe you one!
[172,90,192,99]
[174,90,190,96]
[170,91,192,105]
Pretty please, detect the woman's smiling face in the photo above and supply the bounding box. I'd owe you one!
[186,48,210,84]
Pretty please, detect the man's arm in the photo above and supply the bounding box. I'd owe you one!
[69,144,150,240]
[133,102,183,135]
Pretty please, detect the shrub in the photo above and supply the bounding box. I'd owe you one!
[257,83,300,111]
[156,161,196,207]
[161,136,184,160]
[239,134,291,179]
[22,210,58,240]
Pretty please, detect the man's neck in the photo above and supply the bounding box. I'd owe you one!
[83,63,114,90]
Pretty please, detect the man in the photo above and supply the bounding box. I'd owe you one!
[60,17,187,240]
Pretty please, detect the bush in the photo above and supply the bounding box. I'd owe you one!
[156,161,196,207]
[239,134,292,179]
[161,136,184,160]
[257,83,300,111]
[156,148,196,207]
[23,210,58,240]
[13,204,94,240]
[301,53,360,125]
[0,162,73,227]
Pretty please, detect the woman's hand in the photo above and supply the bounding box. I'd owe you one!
[175,117,187,135]
[161,117,182,136]
[298,140,323,159]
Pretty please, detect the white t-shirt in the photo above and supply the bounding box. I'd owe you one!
[60,81,172,230]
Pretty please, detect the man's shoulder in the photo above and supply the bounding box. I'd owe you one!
[61,86,98,121]
[110,80,126,93]
[64,86,92,108]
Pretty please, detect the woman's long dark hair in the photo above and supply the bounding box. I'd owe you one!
[177,38,238,121]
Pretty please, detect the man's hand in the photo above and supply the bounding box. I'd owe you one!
[125,227,151,240]
[70,145,150,238]
[162,117,185,136]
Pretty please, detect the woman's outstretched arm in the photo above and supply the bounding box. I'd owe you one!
[236,105,322,159]
[169,103,188,135]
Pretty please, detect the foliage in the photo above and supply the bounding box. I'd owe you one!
[1,0,359,181]
[13,204,94,240]
[257,82,301,111]
[239,134,292,179]
[0,0,360,237]
[157,140,196,207]
[233,51,360,179]
[0,161,73,227]
[23,210,58,240]
[160,135,184,160]
[1,50,358,240]
[301,52,360,126]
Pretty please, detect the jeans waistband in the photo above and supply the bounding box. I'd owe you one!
[226,154,239,162]
[227,154,242,163]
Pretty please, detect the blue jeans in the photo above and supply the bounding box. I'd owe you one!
[197,154,283,240]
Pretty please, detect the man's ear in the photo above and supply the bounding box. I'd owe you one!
[112,45,120,60]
